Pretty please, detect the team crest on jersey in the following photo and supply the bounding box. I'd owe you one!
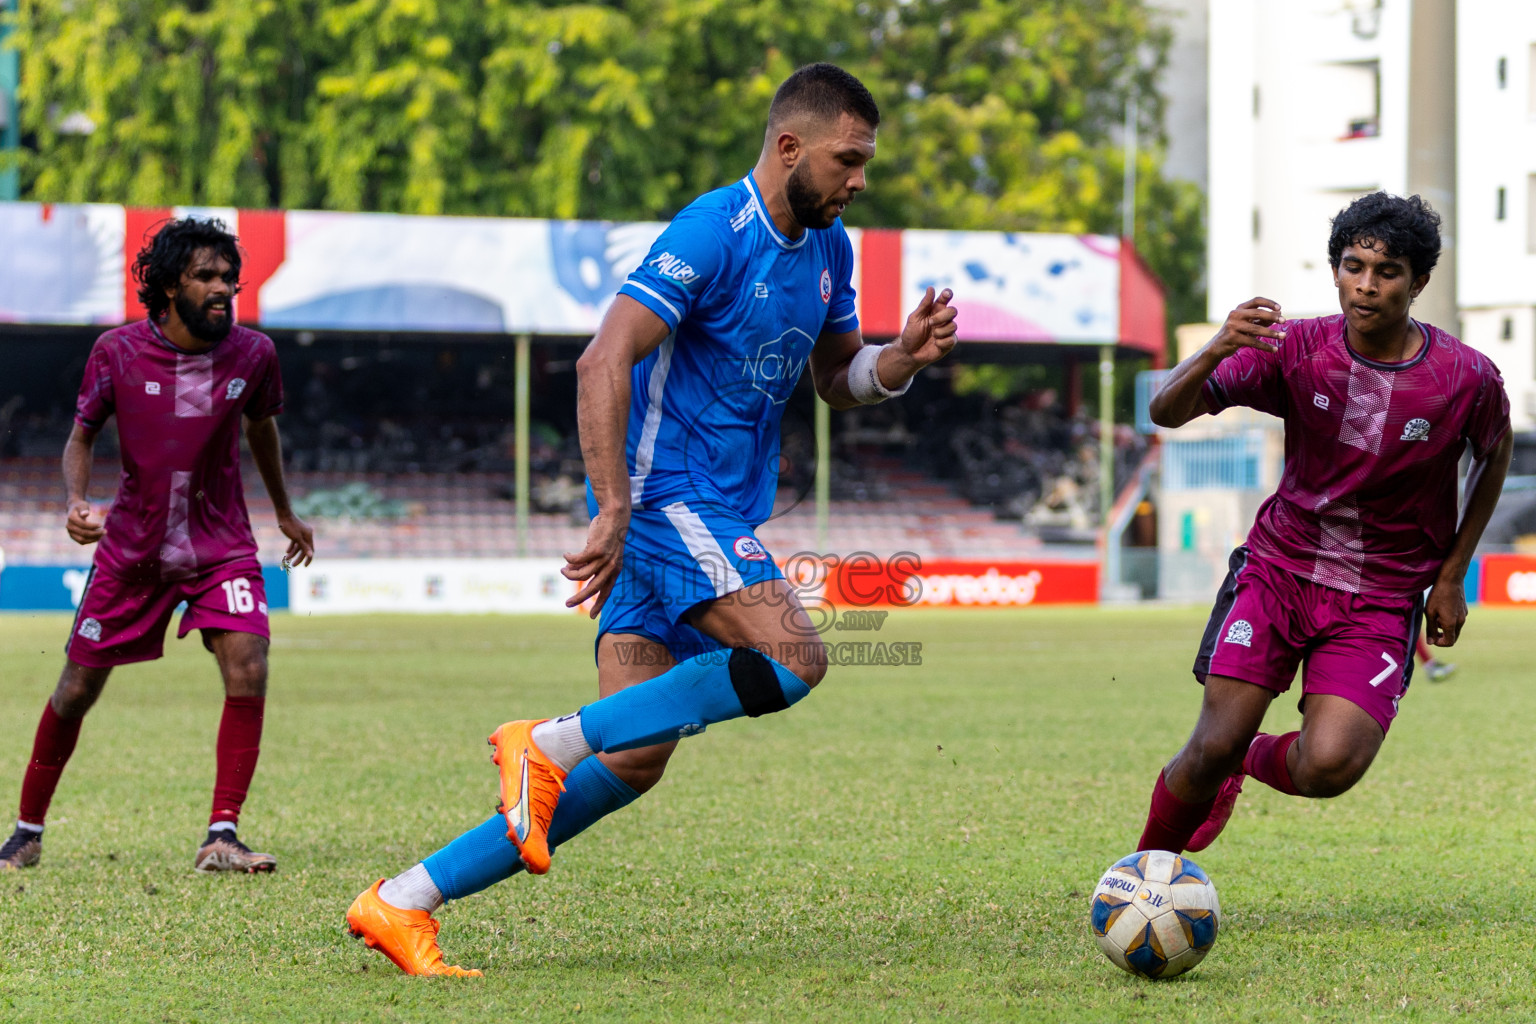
[1400,418,1431,442]
[1224,619,1253,647]
[77,617,102,642]
[225,378,247,401]
[145,381,162,395]
[820,268,832,303]
[734,536,769,561]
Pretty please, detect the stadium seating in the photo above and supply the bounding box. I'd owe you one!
[0,457,1057,564]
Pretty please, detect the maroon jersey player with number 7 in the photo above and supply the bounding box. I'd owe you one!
[0,219,314,875]
[1136,192,1512,854]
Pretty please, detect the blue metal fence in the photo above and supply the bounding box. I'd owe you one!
[1161,434,1264,491]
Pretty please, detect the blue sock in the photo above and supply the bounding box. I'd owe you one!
[578,648,811,753]
[422,757,640,900]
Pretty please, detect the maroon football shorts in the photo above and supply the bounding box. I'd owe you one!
[65,559,270,668]
[1193,547,1424,733]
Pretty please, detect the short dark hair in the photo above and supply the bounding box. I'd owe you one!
[133,217,242,319]
[767,62,880,134]
[1327,192,1442,278]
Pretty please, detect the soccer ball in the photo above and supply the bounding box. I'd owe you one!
[1089,850,1221,979]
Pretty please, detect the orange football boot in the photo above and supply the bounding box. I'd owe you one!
[346,879,482,977]
[487,719,568,874]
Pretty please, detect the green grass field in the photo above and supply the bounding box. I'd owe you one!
[0,607,1533,1022]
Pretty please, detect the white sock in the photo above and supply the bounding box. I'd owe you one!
[378,863,444,913]
[530,713,593,773]
[208,820,237,834]
[16,820,43,834]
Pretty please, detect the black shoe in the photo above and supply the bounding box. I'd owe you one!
[0,827,42,870]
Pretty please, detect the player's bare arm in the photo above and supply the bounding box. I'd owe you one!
[810,286,959,410]
[1424,428,1514,648]
[62,422,104,546]
[245,414,314,569]
[1149,297,1287,428]
[564,294,673,615]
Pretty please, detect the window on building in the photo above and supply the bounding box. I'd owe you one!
[1503,316,1515,341]
[1498,187,1507,221]
[1334,60,1381,139]
[1499,56,1508,89]
[1529,175,1536,253]
[1253,207,1261,241]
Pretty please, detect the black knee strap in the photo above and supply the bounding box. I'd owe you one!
[729,647,789,718]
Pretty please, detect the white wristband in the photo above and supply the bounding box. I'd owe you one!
[848,344,912,405]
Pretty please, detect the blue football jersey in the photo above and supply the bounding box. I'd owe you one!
[615,173,859,524]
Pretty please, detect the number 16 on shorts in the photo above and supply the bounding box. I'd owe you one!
[221,578,256,614]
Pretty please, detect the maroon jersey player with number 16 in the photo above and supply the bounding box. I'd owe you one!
[1136,192,1513,855]
[0,219,315,874]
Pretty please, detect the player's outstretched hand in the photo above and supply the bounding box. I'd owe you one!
[65,501,104,545]
[1424,580,1467,648]
[564,510,627,617]
[896,287,959,368]
[1209,297,1286,359]
[278,512,315,569]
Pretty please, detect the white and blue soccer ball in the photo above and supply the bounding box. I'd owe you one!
[1089,850,1221,979]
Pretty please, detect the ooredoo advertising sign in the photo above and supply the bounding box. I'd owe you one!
[815,555,1099,609]
[1481,553,1536,606]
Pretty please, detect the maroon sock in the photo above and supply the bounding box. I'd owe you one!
[210,697,265,826]
[18,701,85,826]
[1136,770,1216,853]
[1243,731,1301,796]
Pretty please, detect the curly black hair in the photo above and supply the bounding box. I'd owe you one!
[1327,192,1442,278]
[132,217,242,319]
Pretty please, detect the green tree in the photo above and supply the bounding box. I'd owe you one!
[7,0,1201,336]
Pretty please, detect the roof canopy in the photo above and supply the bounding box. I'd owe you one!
[0,202,1163,362]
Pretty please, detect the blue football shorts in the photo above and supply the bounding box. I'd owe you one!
[596,499,784,661]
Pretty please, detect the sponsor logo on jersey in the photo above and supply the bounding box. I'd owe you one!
[1224,619,1253,647]
[820,268,832,303]
[742,328,814,404]
[1400,417,1431,441]
[145,381,161,395]
[648,251,699,285]
[1312,392,1329,410]
[678,723,705,737]
[754,282,768,299]
[78,617,102,642]
[225,378,247,401]
[734,536,769,561]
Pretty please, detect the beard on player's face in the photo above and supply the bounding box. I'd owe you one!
[173,288,234,343]
[785,159,843,230]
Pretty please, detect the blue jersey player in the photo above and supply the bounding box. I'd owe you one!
[348,63,958,976]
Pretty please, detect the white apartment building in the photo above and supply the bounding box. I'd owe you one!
[1457,1,1536,430]
[1206,0,1457,330]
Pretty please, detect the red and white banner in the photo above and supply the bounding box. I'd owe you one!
[807,555,1099,609]
[1480,553,1536,606]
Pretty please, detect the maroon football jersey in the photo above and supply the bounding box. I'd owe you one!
[1202,314,1510,597]
[75,320,284,582]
